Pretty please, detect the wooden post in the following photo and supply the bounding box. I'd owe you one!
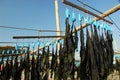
[114,38,119,51]
[33,3,120,53]
[55,0,61,52]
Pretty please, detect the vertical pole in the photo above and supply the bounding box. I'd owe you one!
[55,0,61,51]
[114,38,118,51]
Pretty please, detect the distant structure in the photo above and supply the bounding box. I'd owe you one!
[114,38,120,54]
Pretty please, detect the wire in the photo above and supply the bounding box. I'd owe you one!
[77,0,120,32]
[108,17,120,32]
[0,26,38,31]
[0,41,31,44]
[77,0,102,14]
[0,26,64,32]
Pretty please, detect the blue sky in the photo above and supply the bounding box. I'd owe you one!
[0,0,120,52]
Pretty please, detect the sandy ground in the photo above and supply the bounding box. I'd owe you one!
[107,71,120,80]
[9,70,120,80]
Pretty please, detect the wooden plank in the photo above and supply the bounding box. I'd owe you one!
[62,0,113,24]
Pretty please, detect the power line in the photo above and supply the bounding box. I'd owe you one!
[77,0,120,32]
[0,26,64,32]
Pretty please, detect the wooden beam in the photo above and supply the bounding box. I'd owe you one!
[62,0,113,24]
[94,4,120,21]
[0,53,23,57]
[33,4,120,53]
[75,4,120,31]
[13,36,64,39]
[0,46,28,49]
[0,46,15,49]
